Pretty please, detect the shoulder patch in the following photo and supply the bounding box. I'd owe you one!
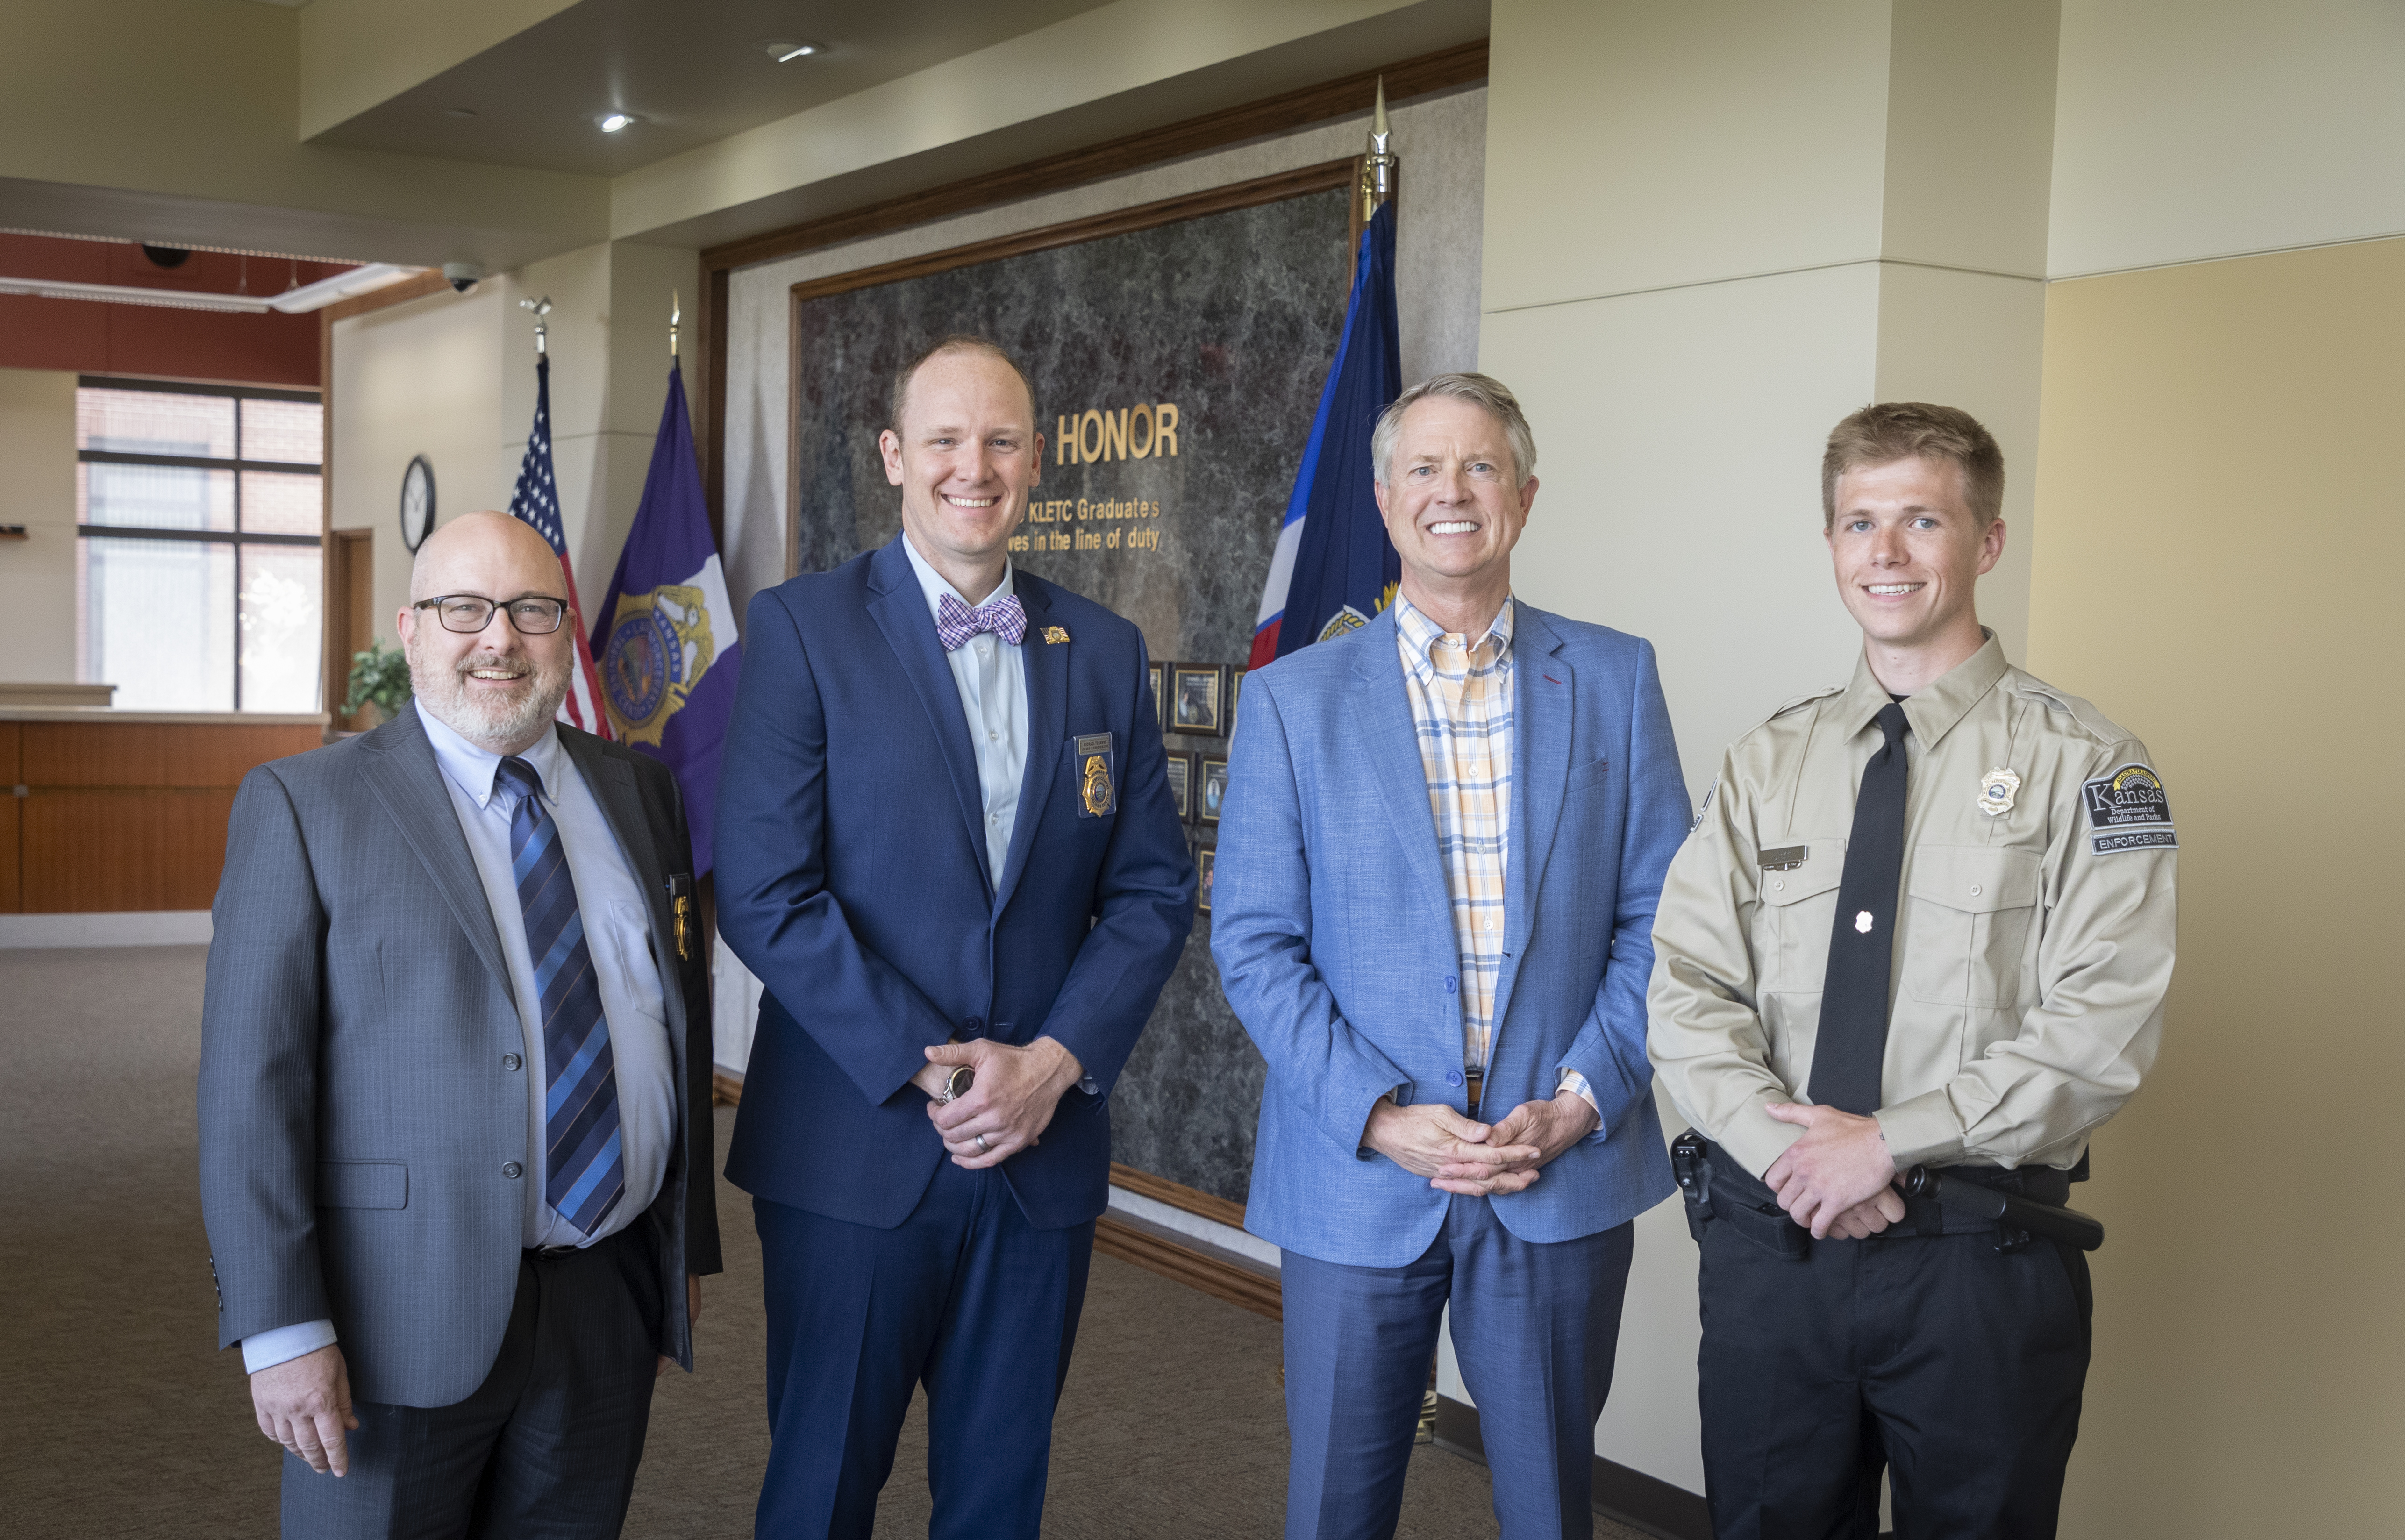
[1691,779,1717,832]
[2082,763,2176,854]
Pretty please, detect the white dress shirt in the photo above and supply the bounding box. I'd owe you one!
[241,712,677,1373]
[902,532,1030,884]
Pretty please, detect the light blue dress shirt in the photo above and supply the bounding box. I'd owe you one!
[240,711,676,1373]
[901,532,1030,884]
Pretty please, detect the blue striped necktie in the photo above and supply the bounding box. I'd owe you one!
[494,756,624,1237]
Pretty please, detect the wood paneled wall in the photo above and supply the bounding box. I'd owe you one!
[0,720,321,913]
[0,723,20,913]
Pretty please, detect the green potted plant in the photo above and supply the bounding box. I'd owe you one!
[343,639,412,730]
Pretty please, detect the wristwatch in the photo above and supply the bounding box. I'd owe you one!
[935,1065,974,1105]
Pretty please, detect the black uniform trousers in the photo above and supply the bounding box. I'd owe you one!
[278,1226,664,1540]
[1697,1217,2092,1540]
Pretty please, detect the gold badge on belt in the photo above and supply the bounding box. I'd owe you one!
[1976,768,2021,818]
[1075,732,1116,817]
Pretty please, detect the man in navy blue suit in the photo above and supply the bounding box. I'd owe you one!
[714,335,1195,1538]
[1213,374,1690,1539]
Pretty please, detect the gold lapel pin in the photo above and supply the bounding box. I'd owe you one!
[1043,626,1070,645]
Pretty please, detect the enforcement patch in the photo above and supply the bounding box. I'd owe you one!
[2081,763,2175,854]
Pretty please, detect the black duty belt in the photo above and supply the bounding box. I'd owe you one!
[1670,1131,2105,1256]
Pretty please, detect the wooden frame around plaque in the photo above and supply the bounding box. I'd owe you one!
[1196,844,1215,916]
[1170,663,1228,738]
[1164,750,1194,821]
[1197,754,1229,826]
[1149,660,1167,734]
[1228,666,1247,740]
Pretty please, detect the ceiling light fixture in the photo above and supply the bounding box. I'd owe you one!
[760,40,826,62]
[267,264,421,314]
[598,113,636,133]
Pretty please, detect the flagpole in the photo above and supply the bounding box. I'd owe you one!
[504,292,613,740]
[1251,81,1404,668]
[1359,76,1397,224]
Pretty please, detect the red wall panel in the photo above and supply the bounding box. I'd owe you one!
[0,234,329,386]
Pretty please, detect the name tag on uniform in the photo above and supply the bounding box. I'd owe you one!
[1758,845,1808,871]
[1074,732,1116,817]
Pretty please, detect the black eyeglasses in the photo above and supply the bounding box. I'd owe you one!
[413,594,570,634]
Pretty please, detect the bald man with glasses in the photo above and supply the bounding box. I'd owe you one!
[200,510,721,1540]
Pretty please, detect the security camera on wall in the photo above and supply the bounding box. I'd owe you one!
[441,262,486,294]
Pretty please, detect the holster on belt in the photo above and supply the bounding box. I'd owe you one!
[1670,1130,1809,1259]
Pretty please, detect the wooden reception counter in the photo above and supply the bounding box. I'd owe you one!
[0,710,328,913]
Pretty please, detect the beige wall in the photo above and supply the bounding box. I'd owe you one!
[0,370,81,684]
[2027,236,2405,1536]
[331,284,510,649]
[2049,0,2405,276]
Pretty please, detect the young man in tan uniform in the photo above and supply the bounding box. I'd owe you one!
[1647,403,2178,1538]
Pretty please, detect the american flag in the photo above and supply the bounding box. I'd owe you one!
[509,356,611,740]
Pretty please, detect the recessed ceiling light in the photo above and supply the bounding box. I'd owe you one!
[759,39,826,62]
[598,113,636,133]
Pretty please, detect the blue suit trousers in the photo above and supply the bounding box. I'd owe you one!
[1280,1199,1634,1540]
[752,1169,1095,1540]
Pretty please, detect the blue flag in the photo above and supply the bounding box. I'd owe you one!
[1250,200,1403,667]
[590,363,742,876]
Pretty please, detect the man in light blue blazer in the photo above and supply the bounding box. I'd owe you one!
[1213,374,1689,1540]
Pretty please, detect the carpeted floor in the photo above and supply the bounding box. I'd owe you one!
[0,945,1645,1538]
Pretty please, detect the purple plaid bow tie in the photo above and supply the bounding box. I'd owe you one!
[935,590,1028,650]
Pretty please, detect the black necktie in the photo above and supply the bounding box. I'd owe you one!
[1809,702,1910,1114]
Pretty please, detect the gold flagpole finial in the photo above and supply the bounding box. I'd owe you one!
[671,291,681,360]
[518,295,552,356]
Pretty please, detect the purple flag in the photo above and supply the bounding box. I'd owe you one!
[590,363,742,875]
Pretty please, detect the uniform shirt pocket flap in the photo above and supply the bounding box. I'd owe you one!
[1907,845,2042,913]
[316,1160,408,1210]
[1757,839,1846,906]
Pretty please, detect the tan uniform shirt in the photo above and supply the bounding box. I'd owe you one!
[1647,633,2177,1178]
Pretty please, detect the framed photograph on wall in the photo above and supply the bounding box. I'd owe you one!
[1149,661,1167,734]
[1196,844,1215,916]
[1227,667,1246,740]
[1171,663,1227,737]
[1165,750,1194,822]
[1197,754,1229,826]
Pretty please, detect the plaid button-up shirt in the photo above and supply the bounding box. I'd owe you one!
[1395,595,1594,1115]
[1395,595,1516,1077]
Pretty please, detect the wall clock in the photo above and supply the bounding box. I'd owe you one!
[399,455,436,553]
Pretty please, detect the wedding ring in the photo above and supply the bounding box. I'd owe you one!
[975,1134,991,1154]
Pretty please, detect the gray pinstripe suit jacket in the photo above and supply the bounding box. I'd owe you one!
[196,702,721,1408]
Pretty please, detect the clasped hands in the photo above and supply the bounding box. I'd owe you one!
[1762,1101,1908,1240]
[913,1037,1084,1169]
[1364,1090,1598,1196]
